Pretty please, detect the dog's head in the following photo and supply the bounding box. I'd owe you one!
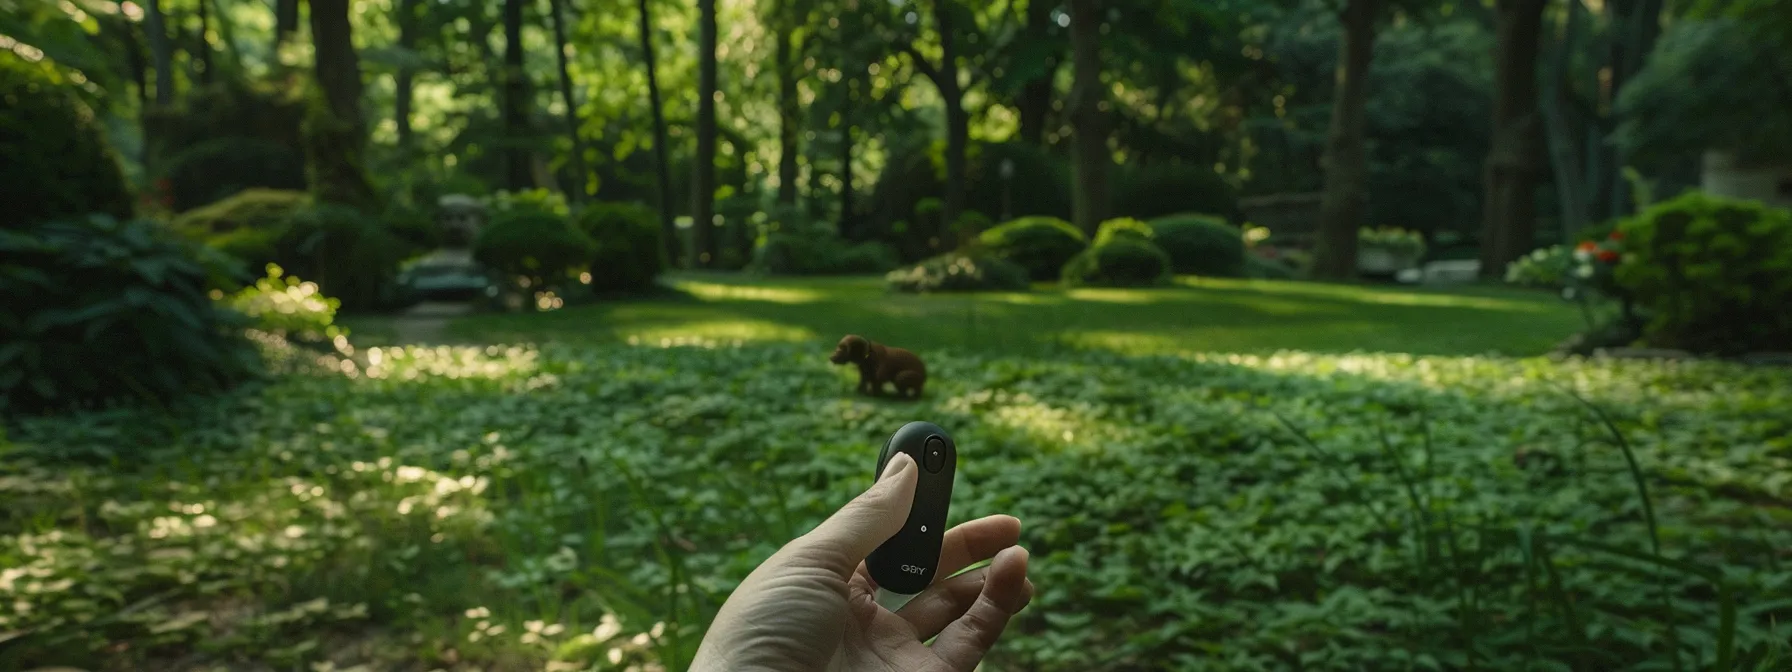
[830,335,871,364]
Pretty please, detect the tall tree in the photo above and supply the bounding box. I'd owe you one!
[394,0,421,151]
[1066,0,1110,233]
[903,0,972,226]
[775,0,801,206]
[500,0,534,191]
[1015,0,1060,145]
[195,0,214,84]
[693,0,719,267]
[145,0,173,105]
[1308,0,1382,280]
[637,0,677,263]
[548,0,588,199]
[306,0,376,207]
[274,0,300,56]
[1477,0,1547,276]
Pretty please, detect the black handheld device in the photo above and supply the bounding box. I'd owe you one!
[867,421,958,596]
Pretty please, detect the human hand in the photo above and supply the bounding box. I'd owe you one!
[690,452,1034,672]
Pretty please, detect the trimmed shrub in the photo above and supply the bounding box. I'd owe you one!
[0,57,133,228]
[475,206,596,293]
[886,251,1032,293]
[162,137,307,212]
[1094,217,1156,246]
[1149,214,1246,277]
[977,217,1088,282]
[1612,191,1792,353]
[0,215,261,413]
[1061,238,1174,288]
[951,210,994,247]
[752,229,901,275]
[574,201,666,293]
[171,190,412,309]
[1504,244,1572,289]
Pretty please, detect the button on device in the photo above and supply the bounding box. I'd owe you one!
[923,436,947,473]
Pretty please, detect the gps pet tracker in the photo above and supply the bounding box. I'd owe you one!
[868,421,957,607]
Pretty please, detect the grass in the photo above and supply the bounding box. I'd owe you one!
[7,274,1791,671]
[344,272,1587,357]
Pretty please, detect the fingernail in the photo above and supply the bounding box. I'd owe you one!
[882,452,915,480]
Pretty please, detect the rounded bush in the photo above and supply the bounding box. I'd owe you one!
[976,217,1088,282]
[474,208,597,290]
[0,215,261,413]
[886,251,1032,293]
[1149,214,1246,277]
[574,201,666,292]
[1060,239,1174,288]
[0,58,133,228]
[1613,191,1792,353]
[170,190,410,309]
[1246,254,1297,280]
[1094,217,1155,246]
[162,137,307,213]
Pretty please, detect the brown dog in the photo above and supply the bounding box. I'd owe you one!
[829,335,926,399]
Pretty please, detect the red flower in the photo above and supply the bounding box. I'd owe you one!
[1596,249,1620,263]
[1576,241,1599,252]
[1607,230,1625,241]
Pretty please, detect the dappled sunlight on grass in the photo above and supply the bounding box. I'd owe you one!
[618,319,814,345]
[1062,288,1166,304]
[1176,276,1562,312]
[940,389,1133,452]
[673,279,825,304]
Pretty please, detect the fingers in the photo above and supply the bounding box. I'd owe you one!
[929,546,1032,672]
[785,452,918,579]
[897,565,1037,642]
[935,515,1022,580]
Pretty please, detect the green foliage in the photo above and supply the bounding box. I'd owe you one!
[1111,162,1242,222]
[473,207,597,293]
[1359,226,1427,258]
[224,264,346,348]
[1148,214,1246,277]
[1616,17,1792,165]
[3,341,1788,669]
[885,251,1032,293]
[1612,191,1792,353]
[0,55,133,229]
[751,229,901,276]
[1504,244,1573,289]
[173,190,415,310]
[573,202,666,293]
[1093,217,1156,246]
[1060,238,1174,288]
[950,210,994,244]
[162,137,308,213]
[0,215,261,414]
[977,217,1089,282]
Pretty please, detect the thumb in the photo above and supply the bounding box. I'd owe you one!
[789,452,918,579]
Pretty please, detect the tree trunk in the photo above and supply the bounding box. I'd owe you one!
[1016,0,1056,145]
[1067,0,1109,235]
[1478,0,1548,277]
[776,22,800,206]
[500,0,535,191]
[1540,0,1588,242]
[693,0,719,267]
[394,0,420,151]
[120,4,151,163]
[1309,0,1380,281]
[274,0,299,56]
[549,0,588,200]
[936,1,967,227]
[196,0,214,84]
[636,0,678,265]
[306,0,376,208]
[1606,0,1663,217]
[145,0,173,105]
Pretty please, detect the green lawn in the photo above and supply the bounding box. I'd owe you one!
[8,274,1791,671]
[383,273,1588,357]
